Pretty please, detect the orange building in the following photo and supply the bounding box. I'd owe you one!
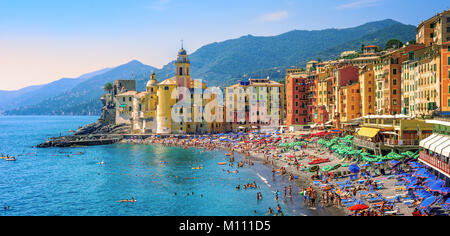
[339,82,361,123]
[285,71,313,126]
[441,43,450,113]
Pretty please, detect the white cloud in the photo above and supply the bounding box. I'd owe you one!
[260,11,289,22]
[336,0,382,10]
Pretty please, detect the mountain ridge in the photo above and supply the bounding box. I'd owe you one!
[3,19,416,116]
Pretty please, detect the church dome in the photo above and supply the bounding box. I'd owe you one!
[146,73,159,87]
[178,48,187,55]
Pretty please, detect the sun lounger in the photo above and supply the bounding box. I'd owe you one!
[385,210,399,216]
[367,197,385,203]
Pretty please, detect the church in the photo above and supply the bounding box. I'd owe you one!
[114,47,223,134]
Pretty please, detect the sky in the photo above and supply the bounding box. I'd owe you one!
[0,0,449,91]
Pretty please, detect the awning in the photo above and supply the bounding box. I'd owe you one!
[429,136,450,153]
[357,127,380,138]
[423,135,445,150]
[420,134,438,148]
[434,137,450,155]
[441,144,450,158]
[120,104,127,108]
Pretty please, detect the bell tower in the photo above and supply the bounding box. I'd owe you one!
[175,42,191,89]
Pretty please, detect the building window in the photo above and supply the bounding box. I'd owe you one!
[393,79,397,85]
[393,99,397,105]
[393,89,397,95]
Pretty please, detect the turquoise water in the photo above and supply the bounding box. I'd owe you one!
[0,116,341,216]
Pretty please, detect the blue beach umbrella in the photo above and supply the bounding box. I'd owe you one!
[390,160,400,166]
[420,196,437,208]
[348,164,360,173]
[407,184,424,190]
[437,187,450,195]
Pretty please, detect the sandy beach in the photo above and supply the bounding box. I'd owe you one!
[117,130,450,216]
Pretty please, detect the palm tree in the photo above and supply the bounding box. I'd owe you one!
[104,82,113,94]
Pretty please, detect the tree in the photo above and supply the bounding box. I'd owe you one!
[104,82,113,94]
[385,39,403,50]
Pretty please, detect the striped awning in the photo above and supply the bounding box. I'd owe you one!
[357,127,380,138]
[420,134,437,148]
[423,135,445,150]
[434,137,450,154]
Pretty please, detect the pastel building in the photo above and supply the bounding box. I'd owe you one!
[401,45,441,117]
[225,77,284,133]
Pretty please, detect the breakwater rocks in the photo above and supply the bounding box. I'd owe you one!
[37,121,130,148]
[74,121,131,135]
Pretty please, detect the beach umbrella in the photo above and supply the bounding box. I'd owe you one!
[348,164,360,173]
[407,184,424,190]
[390,160,400,166]
[348,204,369,211]
[437,187,450,195]
[420,196,437,209]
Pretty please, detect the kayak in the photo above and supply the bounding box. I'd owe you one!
[218,162,227,165]
[308,158,330,165]
[192,167,203,170]
[330,164,342,171]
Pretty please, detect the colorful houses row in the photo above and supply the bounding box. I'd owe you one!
[285,10,450,129]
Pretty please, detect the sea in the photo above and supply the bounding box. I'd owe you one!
[0,116,343,216]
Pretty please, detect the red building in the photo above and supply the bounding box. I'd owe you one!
[285,71,314,126]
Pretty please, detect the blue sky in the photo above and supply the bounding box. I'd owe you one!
[0,0,448,90]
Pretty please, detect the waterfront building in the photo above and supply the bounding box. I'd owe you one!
[354,115,433,156]
[338,81,361,124]
[401,45,441,117]
[332,65,359,127]
[225,77,285,133]
[359,65,375,116]
[373,44,426,115]
[416,10,450,46]
[419,118,450,185]
[441,43,450,114]
[285,70,313,126]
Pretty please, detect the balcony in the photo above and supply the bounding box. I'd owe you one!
[419,151,450,177]
[353,138,380,150]
[384,138,419,147]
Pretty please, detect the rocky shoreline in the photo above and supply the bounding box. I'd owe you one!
[36,120,131,148]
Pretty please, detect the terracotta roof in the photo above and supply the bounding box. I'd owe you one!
[117,91,138,96]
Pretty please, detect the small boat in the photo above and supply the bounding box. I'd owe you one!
[218,162,227,165]
[192,166,203,170]
[225,153,233,156]
[6,157,16,161]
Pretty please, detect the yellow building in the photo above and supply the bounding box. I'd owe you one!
[401,45,441,117]
[122,47,223,134]
[359,65,375,116]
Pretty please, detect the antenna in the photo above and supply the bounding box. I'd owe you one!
[181,39,184,49]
